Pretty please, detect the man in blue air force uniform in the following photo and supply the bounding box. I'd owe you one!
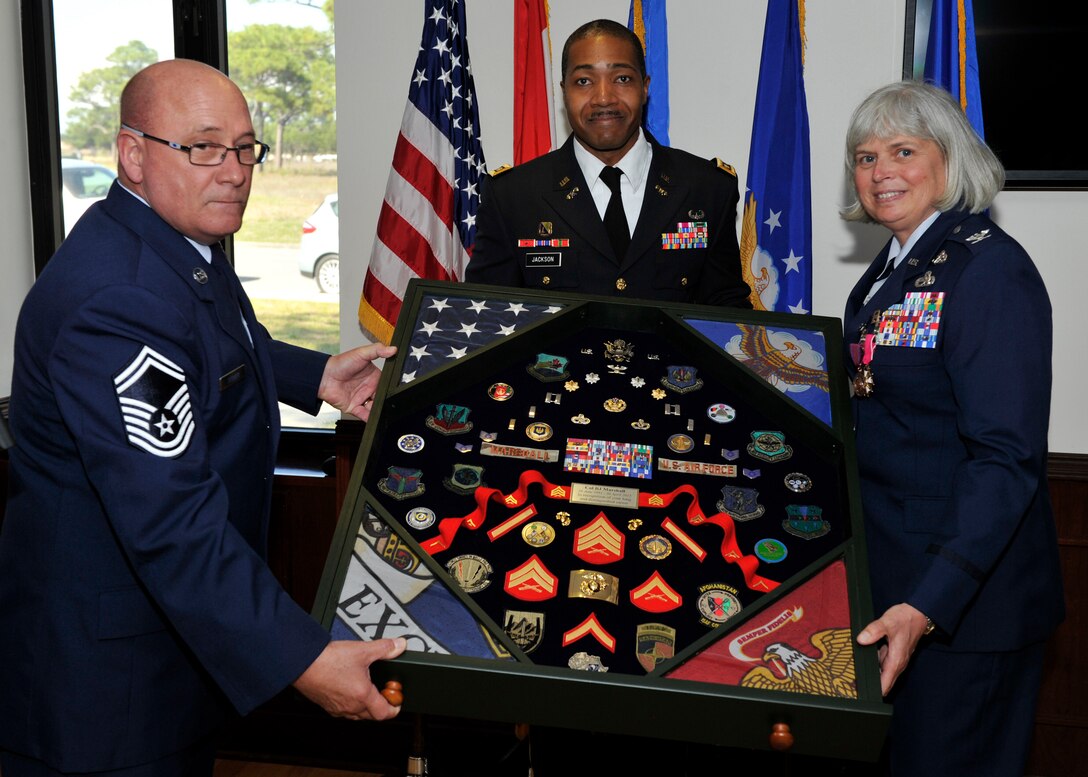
[0,59,405,777]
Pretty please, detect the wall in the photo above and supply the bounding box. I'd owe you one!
[335,0,1088,455]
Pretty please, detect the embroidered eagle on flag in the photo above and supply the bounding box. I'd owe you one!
[739,627,856,698]
[113,345,195,458]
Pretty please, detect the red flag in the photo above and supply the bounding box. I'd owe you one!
[513,0,556,165]
[359,0,487,344]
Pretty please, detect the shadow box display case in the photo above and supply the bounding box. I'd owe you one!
[313,280,891,761]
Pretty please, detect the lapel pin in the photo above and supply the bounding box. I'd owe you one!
[914,271,936,288]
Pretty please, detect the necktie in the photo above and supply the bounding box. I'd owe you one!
[874,252,897,282]
[862,252,898,306]
[212,244,254,346]
[599,166,630,261]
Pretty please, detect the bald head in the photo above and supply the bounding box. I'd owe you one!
[120,60,248,143]
[116,59,258,245]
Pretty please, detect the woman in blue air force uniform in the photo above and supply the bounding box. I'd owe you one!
[840,80,1064,777]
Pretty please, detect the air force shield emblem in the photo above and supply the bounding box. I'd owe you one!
[113,346,195,458]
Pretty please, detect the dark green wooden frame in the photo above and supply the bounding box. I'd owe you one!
[314,279,891,762]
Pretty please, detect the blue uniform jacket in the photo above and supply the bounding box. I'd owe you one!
[0,184,331,771]
[467,134,752,307]
[843,210,1064,651]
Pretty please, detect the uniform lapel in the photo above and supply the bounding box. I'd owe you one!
[541,137,618,262]
[625,144,686,272]
[210,246,276,412]
[846,211,968,336]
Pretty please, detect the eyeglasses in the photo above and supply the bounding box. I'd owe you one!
[121,124,270,166]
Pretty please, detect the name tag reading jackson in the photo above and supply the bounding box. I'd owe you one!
[569,482,640,510]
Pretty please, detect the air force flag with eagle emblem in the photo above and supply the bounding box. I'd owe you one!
[114,346,195,458]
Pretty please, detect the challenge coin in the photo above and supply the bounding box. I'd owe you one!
[397,433,425,453]
[488,382,514,401]
[405,507,436,530]
[667,433,694,453]
[707,403,736,423]
[521,521,556,547]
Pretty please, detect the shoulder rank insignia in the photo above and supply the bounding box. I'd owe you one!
[965,229,991,244]
[114,345,195,458]
[714,158,737,177]
[488,163,512,177]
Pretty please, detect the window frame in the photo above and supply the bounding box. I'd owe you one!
[20,0,335,467]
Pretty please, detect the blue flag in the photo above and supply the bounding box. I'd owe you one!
[924,0,985,139]
[740,0,812,313]
[627,0,669,145]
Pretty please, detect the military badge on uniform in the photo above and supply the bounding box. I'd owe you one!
[661,222,708,250]
[114,346,195,458]
[876,292,944,349]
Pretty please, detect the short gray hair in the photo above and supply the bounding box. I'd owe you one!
[841,80,1004,222]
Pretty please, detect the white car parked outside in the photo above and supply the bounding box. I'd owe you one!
[297,193,339,294]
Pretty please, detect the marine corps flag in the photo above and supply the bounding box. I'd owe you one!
[924,0,985,139]
[740,0,812,314]
[359,0,487,344]
[514,0,556,165]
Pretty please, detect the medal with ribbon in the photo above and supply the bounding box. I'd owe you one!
[852,333,877,398]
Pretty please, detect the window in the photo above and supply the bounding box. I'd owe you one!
[225,0,339,429]
[25,0,341,432]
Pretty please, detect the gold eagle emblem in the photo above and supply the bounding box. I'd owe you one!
[740,627,857,698]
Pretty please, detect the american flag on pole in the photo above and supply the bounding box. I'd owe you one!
[514,0,556,165]
[359,0,487,344]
